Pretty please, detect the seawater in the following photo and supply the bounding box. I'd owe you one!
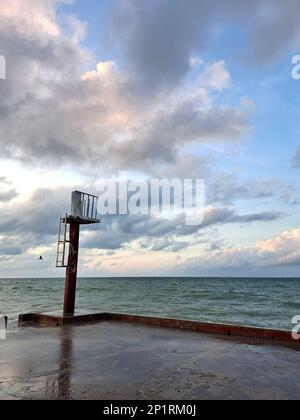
[0,277,299,331]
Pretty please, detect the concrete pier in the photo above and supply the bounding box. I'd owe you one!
[1,321,300,400]
[18,312,300,349]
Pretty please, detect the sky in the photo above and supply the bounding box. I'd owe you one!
[0,0,300,278]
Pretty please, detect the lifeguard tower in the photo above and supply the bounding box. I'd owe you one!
[56,191,100,316]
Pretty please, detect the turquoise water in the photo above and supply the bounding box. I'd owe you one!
[0,277,300,330]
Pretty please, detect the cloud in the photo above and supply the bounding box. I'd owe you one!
[0,187,70,251]
[197,60,231,91]
[1,0,297,172]
[108,0,300,93]
[251,0,300,63]
[0,178,269,258]
[82,229,126,251]
[292,147,300,168]
[0,182,291,275]
[205,173,300,207]
[0,0,298,275]
[81,204,284,252]
[274,253,300,267]
[141,237,191,253]
[0,0,251,172]
[209,176,278,204]
[0,0,88,162]
[0,1,297,172]
[201,205,284,228]
[116,100,249,167]
[178,227,300,275]
[0,246,23,256]
[0,177,18,202]
[231,211,284,223]
[257,228,300,254]
[108,0,255,92]
[255,228,300,268]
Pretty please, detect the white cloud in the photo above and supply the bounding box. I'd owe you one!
[257,228,300,255]
[82,61,118,81]
[0,0,61,38]
[189,56,203,68]
[198,60,231,91]
[178,227,300,276]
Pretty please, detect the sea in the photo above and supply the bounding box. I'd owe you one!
[0,277,299,331]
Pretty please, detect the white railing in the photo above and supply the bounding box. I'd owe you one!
[70,191,98,221]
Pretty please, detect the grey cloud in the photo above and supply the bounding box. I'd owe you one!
[150,239,190,253]
[198,207,284,230]
[251,0,300,63]
[146,157,296,208]
[16,189,68,236]
[108,0,300,92]
[207,173,300,207]
[0,188,70,252]
[209,176,277,205]
[82,206,284,251]
[108,0,208,92]
[83,231,126,251]
[108,0,254,92]
[231,211,285,223]
[190,207,272,231]
[81,214,197,252]
[0,1,91,166]
[273,254,300,267]
[117,102,248,167]
[0,246,23,256]
[0,190,18,202]
[0,183,286,259]
[0,177,18,202]
[0,67,249,170]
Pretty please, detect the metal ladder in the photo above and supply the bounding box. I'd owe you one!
[56,214,69,268]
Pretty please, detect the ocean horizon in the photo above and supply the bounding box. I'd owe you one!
[1,277,299,331]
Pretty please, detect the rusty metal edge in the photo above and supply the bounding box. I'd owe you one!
[18,312,300,349]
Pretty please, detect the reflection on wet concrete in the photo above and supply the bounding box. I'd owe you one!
[45,327,73,399]
[0,322,300,400]
[58,327,73,399]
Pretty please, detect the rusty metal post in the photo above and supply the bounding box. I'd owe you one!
[63,222,80,316]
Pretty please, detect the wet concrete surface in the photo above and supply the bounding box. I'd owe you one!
[0,322,299,400]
